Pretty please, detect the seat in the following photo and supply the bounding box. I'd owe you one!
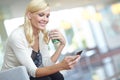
[0,66,30,80]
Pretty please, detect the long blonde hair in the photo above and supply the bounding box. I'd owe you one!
[23,0,49,46]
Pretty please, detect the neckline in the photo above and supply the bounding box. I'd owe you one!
[32,50,40,53]
[30,47,40,53]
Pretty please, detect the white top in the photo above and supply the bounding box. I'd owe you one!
[1,26,53,77]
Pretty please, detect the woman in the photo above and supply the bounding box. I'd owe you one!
[1,0,80,80]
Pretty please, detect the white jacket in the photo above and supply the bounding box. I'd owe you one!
[1,26,53,77]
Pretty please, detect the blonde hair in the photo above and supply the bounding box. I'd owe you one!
[23,0,49,46]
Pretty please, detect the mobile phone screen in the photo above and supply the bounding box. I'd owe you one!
[76,50,83,55]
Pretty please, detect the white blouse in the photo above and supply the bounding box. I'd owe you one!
[1,26,53,77]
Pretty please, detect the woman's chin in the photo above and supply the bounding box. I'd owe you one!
[39,27,45,30]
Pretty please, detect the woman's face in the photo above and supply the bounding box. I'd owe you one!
[29,7,50,31]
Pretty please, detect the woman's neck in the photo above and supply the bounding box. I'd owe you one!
[32,27,40,37]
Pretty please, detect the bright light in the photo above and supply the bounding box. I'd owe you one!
[85,50,96,57]
[4,17,24,36]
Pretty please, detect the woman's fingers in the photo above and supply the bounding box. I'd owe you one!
[61,55,80,70]
[66,55,80,61]
[68,55,80,66]
[75,56,80,62]
[49,29,66,45]
[49,30,61,39]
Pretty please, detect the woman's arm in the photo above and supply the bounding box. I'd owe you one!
[36,63,63,77]
[51,44,65,62]
[36,55,80,77]
[8,29,37,77]
[49,29,66,62]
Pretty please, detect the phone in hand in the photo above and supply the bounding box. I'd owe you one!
[76,50,84,55]
[73,50,84,61]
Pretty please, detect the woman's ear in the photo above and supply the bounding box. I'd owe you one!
[27,12,32,19]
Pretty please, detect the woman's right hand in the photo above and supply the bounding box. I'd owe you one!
[35,55,80,77]
[59,55,80,70]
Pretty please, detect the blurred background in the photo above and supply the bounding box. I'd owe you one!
[0,0,120,80]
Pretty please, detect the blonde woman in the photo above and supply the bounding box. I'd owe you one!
[1,0,80,80]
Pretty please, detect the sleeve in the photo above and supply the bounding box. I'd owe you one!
[39,32,54,66]
[8,32,37,77]
[40,44,54,66]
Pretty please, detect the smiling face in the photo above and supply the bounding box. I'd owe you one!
[28,7,50,31]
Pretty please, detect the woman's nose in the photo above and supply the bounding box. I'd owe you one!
[43,16,48,21]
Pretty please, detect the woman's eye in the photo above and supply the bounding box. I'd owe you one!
[38,13,50,18]
[46,15,50,18]
[38,13,44,17]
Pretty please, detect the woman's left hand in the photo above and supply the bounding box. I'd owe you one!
[49,29,66,46]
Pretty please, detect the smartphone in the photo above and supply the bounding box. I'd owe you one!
[76,50,84,55]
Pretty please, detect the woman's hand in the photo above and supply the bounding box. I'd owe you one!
[49,29,66,46]
[59,55,80,70]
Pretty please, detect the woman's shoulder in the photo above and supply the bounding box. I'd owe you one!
[8,26,25,40]
[6,25,29,47]
[11,26,24,36]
